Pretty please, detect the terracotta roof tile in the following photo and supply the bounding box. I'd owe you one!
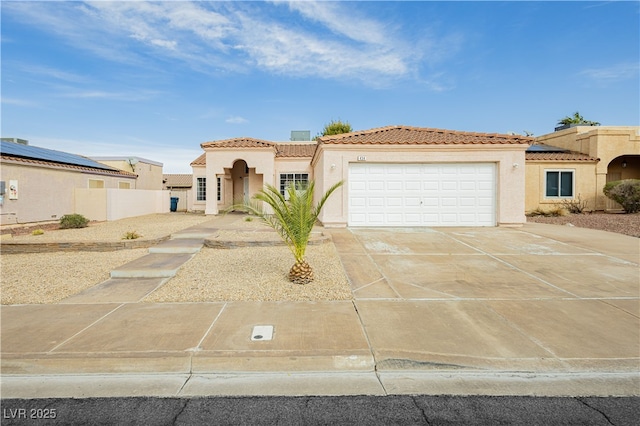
[318,125,534,145]
[275,143,316,157]
[201,137,275,149]
[525,152,599,161]
[1,154,137,177]
[163,174,192,188]
[190,153,206,166]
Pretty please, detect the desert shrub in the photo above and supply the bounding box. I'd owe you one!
[59,214,89,229]
[122,230,142,240]
[603,179,640,213]
[31,229,45,236]
[558,194,589,214]
[527,207,567,217]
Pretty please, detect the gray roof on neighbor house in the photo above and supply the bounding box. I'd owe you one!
[163,174,192,188]
[1,140,120,171]
[0,141,137,177]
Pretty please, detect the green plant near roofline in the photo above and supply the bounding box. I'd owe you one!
[557,111,600,127]
[59,214,89,229]
[226,180,344,285]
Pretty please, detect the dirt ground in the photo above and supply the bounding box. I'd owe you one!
[526,212,640,238]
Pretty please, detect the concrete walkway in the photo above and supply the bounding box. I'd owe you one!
[1,217,638,398]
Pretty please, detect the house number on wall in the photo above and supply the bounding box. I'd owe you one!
[357,155,367,161]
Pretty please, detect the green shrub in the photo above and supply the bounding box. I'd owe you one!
[59,214,89,229]
[122,230,142,240]
[31,229,45,236]
[603,179,640,213]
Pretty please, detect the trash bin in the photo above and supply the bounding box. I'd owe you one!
[170,197,179,212]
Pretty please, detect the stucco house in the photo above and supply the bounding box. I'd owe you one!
[92,156,164,190]
[525,126,640,212]
[192,125,532,227]
[163,173,193,212]
[0,140,170,225]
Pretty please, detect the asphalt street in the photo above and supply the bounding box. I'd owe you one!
[1,396,638,425]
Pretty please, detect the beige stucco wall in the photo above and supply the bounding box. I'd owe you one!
[525,161,598,213]
[203,148,276,215]
[535,126,640,210]
[95,159,164,190]
[313,144,528,227]
[191,165,206,212]
[75,188,170,221]
[0,162,136,225]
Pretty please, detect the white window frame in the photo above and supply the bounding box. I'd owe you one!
[196,177,206,201]
[544,169,575,198]
[279,173,309,200]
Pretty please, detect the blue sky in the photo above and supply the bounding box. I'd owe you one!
[2,1,638,173]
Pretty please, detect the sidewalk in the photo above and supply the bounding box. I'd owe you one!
[1,217,638,398]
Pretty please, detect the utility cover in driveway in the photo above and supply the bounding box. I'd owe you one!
[348,163,496,227]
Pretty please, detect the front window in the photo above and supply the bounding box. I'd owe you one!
[545,170,574,197]
[88,179,104,189]
[197,177,206,201]
[279,173,309,199]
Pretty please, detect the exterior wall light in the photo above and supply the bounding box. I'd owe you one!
[512,163,519,169]
[622,160,627,168]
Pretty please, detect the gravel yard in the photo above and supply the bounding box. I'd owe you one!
[144,244,352,303]
[1,249,148,305]
[3,213,211,242]
[527,212,640,238]
[2,211,636,305]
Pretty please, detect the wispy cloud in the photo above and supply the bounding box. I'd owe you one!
[1,97,39,108]
[2,1,452,88]
[225,116,249,124]
[579,62,639,84]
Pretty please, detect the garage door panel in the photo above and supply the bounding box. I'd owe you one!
[349,163,495,227]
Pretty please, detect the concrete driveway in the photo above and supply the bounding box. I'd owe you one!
[2,221,638,397]
[328,223,640,385]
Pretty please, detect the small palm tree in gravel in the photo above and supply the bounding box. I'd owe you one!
[229,180,343,284]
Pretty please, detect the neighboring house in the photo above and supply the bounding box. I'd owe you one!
[163,173,193,212]
[0,140,137,225]
[91,156,164,190]
[193,125,532,227]
[525,126,640,212]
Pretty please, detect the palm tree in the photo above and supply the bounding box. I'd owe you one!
[228,180,343,284]
[557,111,600,127]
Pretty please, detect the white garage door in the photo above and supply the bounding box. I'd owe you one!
[348,163,496,227]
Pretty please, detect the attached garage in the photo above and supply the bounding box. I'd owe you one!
[348,163,496,227]
[313,126,531,228]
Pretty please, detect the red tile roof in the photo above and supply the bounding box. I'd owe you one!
[525,152,599,161]
[318,125,534,145]
[275,143,316,157]
[1,154,137,177]
[190,153,206,166]
[201,137,275,149]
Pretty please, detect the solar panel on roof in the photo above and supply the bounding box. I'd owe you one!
[526,144,568,153]
[0,141,119,171]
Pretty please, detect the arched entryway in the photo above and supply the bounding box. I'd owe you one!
[223,159,264,208]
[605,155,640,210]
